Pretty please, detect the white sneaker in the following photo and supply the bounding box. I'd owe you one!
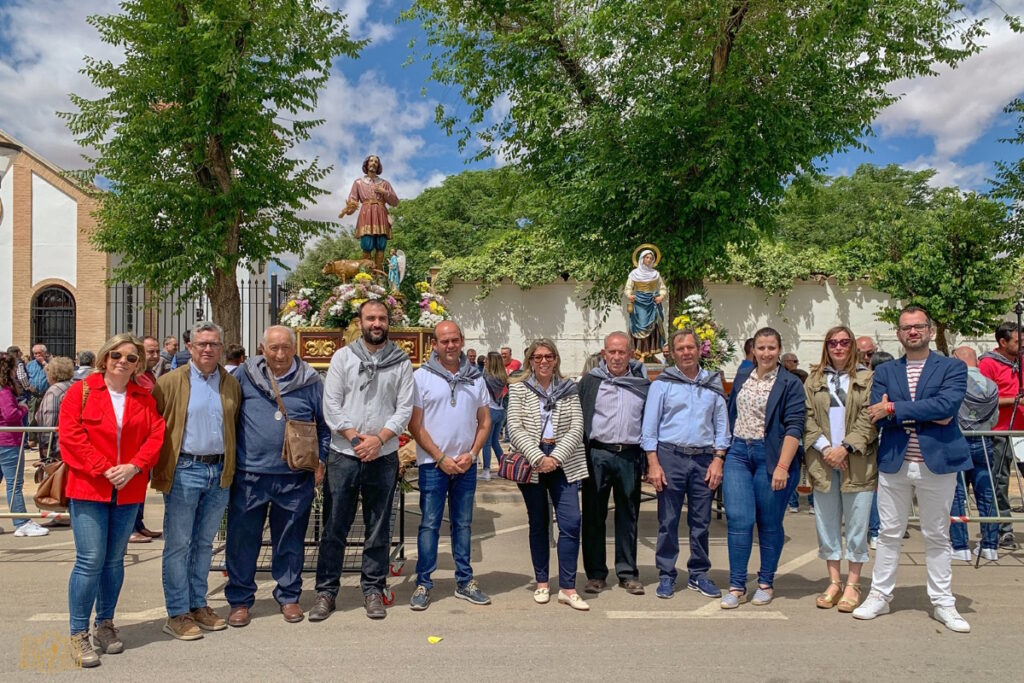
[950,548,971,562]
[14,520,49,537]
[933,606,970,633]
[479,469,491,481]
[868,536,877,550]
[974,545,999,561]
[852,592,890,620]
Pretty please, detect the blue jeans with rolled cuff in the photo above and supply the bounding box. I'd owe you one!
[416,462,477,590]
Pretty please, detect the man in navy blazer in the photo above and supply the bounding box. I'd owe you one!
[853,305,971,633]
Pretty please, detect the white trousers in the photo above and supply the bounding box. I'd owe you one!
[871,460,957,607]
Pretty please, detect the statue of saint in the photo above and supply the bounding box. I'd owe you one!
[340,154,399,270]
[625,245,667,359]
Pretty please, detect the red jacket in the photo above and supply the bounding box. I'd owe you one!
[59,372,165,504]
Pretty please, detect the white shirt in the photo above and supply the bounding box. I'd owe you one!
[109,388,126,460]
[412,368,489,466]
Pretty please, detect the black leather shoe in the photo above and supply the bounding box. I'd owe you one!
[618,578,646,595]
[308,593,336,622]
[364,592,387,620]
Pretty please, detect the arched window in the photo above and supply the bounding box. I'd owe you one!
[31,286,76,358]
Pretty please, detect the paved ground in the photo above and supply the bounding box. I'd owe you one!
[1,467,1022,681]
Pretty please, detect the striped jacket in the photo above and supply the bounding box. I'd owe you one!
[507,381,588,484]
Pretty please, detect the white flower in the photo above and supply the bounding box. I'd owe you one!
[685,294,704,303]
[298,288,313,298]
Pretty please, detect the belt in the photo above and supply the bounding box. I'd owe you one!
[665,444,715,456]
[179,452,225,464]
[589,440,642,454]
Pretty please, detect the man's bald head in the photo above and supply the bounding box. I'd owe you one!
[952,346,979,367]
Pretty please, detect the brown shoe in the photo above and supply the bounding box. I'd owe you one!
[162,614,203,641]
[71,631,100,668]
[281,603,304,623]
[618,578,645,595]
[128,532,151,543]
[228,606,250,628]
[93,619,123,654]
[138,526,163,539]
[364,592,387,619]
[308,593,336,622]
[584,578,607,594]
[190,606,227,632]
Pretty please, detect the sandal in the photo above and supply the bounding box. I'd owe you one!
[837,583,862,613]
[815,580,844,609]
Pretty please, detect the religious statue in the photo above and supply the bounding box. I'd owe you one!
[388,248,406,291]
[625,244,667,359]
[340,154,399,270]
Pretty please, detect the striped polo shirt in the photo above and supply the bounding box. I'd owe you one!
[904,359,926,462]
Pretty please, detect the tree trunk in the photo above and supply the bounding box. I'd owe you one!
[668,275,705,316]
[934,321,950,356]
[208,268,242,346]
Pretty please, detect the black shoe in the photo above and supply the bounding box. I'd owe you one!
[1000,533,1018,550]
[364,592,387,620]
[308,593,336,622]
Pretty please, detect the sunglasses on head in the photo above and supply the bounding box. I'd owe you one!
[826,338,852,349]
[109,351,139,363]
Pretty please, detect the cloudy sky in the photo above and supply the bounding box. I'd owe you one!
[1,0,1023,266]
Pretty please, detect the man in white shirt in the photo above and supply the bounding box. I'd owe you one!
[408,321,491,610]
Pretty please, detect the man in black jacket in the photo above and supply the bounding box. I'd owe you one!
[579,332,651,595]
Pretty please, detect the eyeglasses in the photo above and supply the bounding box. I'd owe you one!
[532,354,555,362]
[192,342,223,350]
[898,324,930,333]
[826,338,852,349]
[861,351,875,358]
[109,351,139,363]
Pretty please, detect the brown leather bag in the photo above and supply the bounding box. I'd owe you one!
[268,373,320,472]
[33,384,86,512]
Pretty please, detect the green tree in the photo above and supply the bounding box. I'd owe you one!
[404,0,984,306]
[285,232,362,290]
[61,0,362,343]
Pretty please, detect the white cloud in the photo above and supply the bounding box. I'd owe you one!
[331,0,397,44]
[902,155,990,190]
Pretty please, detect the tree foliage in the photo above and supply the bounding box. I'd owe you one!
[61,0,362,343]
[404,0,984,304]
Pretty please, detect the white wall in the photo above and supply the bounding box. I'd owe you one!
[0,165,13,346]
[31,173,77,287]
[446,279,998,375]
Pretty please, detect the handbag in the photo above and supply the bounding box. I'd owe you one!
[269,373,320,472]
[498,452,533,483]
[32,384,86,512]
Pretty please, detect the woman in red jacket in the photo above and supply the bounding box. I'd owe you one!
[59,333,165,668]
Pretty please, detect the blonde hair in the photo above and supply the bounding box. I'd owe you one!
[44,356,75,383]
[484,351,508,382]
[97,333,146,380]
[517,338,563,383]
[810,325,859,380]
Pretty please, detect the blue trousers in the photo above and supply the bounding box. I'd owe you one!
[722,438,799,590]
[0,445,27,527]
[360,235,387,252]
[68,491,139,634]
[655,446,714,581]
[416,463,477,589]
[225,470,315,608]
[519,462,581,590]
[481,408,505,470]
[950,436,999,551]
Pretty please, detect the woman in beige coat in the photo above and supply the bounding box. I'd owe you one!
[803,325,878,613]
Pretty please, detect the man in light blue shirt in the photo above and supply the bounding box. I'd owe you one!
[643,329,730,600]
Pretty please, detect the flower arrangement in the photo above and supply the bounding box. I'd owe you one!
[279,288,322,328]
[415,282,450,328]
[318,281,408,329]
[671,292,736,372]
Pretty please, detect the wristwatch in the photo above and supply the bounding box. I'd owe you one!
[713,451,726,461]
[841,442,855,455]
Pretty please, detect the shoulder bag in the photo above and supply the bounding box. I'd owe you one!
[269,373,320,472]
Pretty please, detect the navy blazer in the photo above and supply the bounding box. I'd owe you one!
[869,351,969,475]
[727,365,806,473]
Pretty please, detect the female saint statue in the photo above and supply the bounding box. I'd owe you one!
[625,245,667,359]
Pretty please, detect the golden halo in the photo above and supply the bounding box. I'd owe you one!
[632,244,661,268]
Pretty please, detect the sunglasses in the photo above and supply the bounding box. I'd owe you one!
[826,338,852,349]
[109,351,139,363]
[532,354,556,362]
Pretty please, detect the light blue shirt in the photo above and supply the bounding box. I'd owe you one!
[181,362,225,456]
[641,367,731,452]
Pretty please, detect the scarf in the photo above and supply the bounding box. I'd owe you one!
[421,351,483,406]
[588,359,651,399]
[654,365,725,399]
[484,373,508,403]
[349,338,409,390]
[242,355,321,398]
[524,376,579,411]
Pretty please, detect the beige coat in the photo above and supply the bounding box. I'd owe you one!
[803,367,878,494]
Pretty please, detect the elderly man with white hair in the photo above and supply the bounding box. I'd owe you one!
[224,325,331,627]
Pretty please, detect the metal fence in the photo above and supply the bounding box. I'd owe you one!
[107,274,284,355]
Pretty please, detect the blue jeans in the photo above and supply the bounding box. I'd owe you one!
[416,463,477,589]
[518,453,582,589]
[0,446,28,527]
[68,491,139,634]
[950,436,999,551]
[225,471,315,608]
[869,492,880,539]
[787,487,813,510]
[813,470,873,563]
[360,234,387,252]
[722,438,799,590]
[161,459,230,616]
[481,408,505,470]
[655,446,714,581]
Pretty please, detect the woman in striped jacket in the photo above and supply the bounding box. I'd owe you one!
[507,339,589,611]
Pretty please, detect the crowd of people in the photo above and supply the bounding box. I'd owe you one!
[4,300,1023,668]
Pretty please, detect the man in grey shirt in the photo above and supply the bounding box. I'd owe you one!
[310,299,415,622]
